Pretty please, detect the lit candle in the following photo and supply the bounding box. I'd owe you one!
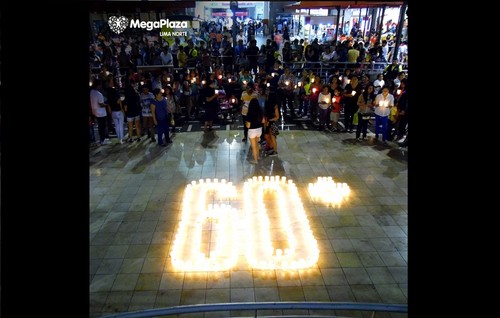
[326,99,330,104]
[161,88,165,93]
[140,81,144,86]
[271,72,276,77]
[215,89,219,94]
[312,88,317,93]
[218,74,223,79]
[89,81,93,86]
[231,98,236,103]
[339,76,343,81]
[228,78,232,83]
[267,83,270,87]
[351,90,356,96]
[298,81,302,87]
[167,77,171,82]
[347,79,351,84]
[397,89,401,95]
[105,71,110,76]
[285,80,290,86]
[311,78,315,83]
[202,80,206,85]
[243,80,247,85]
[120,96,125,101]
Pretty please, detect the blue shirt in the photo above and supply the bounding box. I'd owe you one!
[151,98,169,121]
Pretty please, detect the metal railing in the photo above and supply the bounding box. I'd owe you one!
[100,301,408,318]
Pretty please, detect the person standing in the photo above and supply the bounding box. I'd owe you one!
[373,86,395,144]
[240,85,258,142]
[150,88,172,146]
[106,77,125,143]
[203,80,219,132]
[356,84,375,140]
[122,81,142,143]
[245,98,265,164]
[90,80,110,145]
[342,75,362,133]
[317,85,331,131]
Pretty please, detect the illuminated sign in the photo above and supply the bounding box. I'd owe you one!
[170,176,350,272]
[309,8,329,16]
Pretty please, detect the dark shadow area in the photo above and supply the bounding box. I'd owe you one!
[200,130,220,148]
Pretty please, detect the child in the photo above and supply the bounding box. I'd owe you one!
[330,88,342,132]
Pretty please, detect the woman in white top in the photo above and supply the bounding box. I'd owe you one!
[373,86,395,144]
[317,85,332,131]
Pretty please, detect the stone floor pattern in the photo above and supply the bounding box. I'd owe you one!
[90,129,408,318]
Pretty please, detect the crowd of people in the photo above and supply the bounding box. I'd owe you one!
[89,22,408,156]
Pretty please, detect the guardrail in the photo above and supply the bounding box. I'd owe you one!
[100,301,408,318]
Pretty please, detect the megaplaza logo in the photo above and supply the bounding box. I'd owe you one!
[108,16,129,34]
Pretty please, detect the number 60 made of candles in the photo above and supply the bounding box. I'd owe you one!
[170,176,350,272]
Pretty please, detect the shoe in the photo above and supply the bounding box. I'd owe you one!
[100,139,111,145]
[269,151,278,157]
[249,159,259,164]
[357,137,363,141]
[242,138,247,142]
[158,143,166,147]
[302,115,309,119]
[128,138,134,143]
[166,140,173,144]
[120,139,124,144]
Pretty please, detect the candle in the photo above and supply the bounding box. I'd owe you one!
[298,81,302,87]
[351,90,356,96]
[167,77,171,82]
[312,88,317,93]
[311,78,315,83]
[231,98,236,103]
[215,89,219,94]
[243,80,247,85]
[140,81,144,86]
[161,88,165,93]
[326,99,330,104]
[272,72,276,77]
[267,83,270,87]
[120,96,125,101]
[228,78,232,83]
[339,76,343,81]
[218,75,223,79]
[89,81,93,86]
[397,89,402,95]
[347,79,351,84]
[202,80,206,85]
[285,80,290,86]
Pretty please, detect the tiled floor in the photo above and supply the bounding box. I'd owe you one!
[90,128,407,318]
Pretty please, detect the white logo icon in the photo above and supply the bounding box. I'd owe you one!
[108,16,129,34]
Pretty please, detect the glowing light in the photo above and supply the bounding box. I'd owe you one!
[170,179,239,272]
[215,89,219,94]
[351,90,356,96]
[298,81,302,87]
[231,98,236,103]
[218,75,223,79]
[228,78,232,83]
[120,96,125,101]
[267,83,270,87]
[312,88,317,93]
[272,72,276,77]
[243,176,319,270]
[167,77,171,82]
[397,89,402,95]
[170,177,322,271]
[285,80,290,86]
[89,81,93,87]
[308,176,350,207]
[140,81,144,86]
[243,80,247,85]
[161,89,165,94]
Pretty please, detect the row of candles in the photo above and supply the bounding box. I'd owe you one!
[170,176,320,271]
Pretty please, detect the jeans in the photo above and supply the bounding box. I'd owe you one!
[112,111,125,140]
[96,116,108,143]
[156,116,171,145]
[375,115,389,141]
